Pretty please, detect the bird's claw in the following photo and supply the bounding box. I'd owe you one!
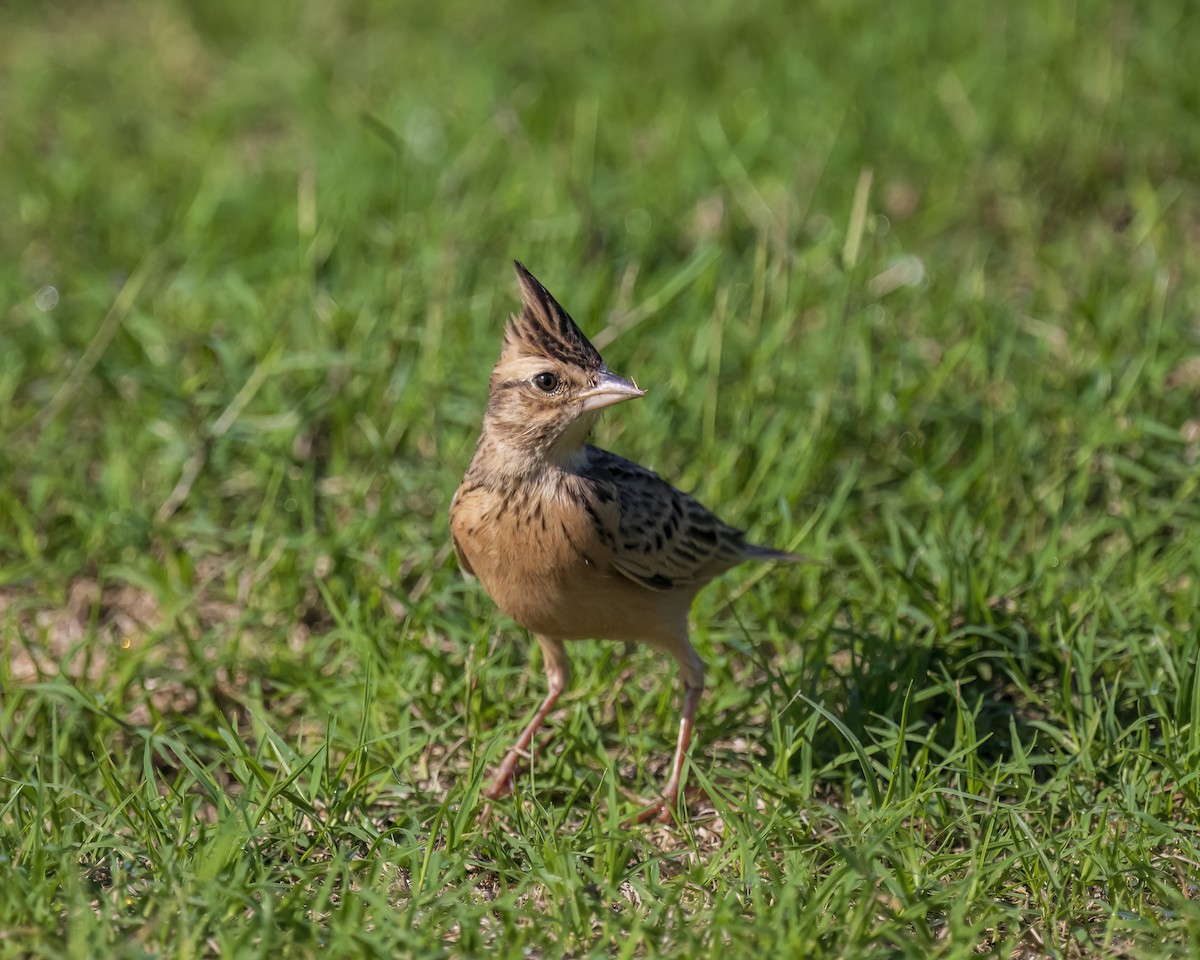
[624,797,676,827]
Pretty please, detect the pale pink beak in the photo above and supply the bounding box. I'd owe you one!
[576,371,646,412]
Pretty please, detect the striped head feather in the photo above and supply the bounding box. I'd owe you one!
[502,262,605,371]
[475,263,644,469]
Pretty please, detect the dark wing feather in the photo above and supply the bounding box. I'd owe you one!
[577,446,753,590]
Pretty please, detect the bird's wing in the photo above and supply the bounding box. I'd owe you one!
[448,486,476,577]
[577,447,751,591]
[451,532,475,578]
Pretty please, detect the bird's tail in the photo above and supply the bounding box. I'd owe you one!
[744,543,822,566]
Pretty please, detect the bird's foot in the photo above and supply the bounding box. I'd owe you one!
[624,796,677,827]
[478,774,514,830]
[483,747,531,802]
[478,771,515,832]
[483,773,514,801]
[478,747,533,828]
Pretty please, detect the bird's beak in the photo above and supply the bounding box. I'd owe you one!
[576,371,646,412]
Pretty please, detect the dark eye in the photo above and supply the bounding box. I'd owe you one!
[533,371,560,393]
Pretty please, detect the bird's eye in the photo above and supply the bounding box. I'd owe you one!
[533,371,560,392]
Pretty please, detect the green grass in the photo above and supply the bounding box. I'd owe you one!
[3,0,1200,956]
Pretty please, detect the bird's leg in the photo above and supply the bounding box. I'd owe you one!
[483,684,561,799]
[483,636,570,801]
[632,681,703,823]
[631,637,705,825]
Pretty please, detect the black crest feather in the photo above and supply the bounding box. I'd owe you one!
[505,262,605,370]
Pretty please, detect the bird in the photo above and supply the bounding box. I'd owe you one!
[449,262,798,823]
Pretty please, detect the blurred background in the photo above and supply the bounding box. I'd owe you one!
[3,0,1200,954]
[4,0,1196,606]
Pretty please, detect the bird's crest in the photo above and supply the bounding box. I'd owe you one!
[503,262,605,370]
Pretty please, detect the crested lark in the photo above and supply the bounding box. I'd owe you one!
[450,262,797,822]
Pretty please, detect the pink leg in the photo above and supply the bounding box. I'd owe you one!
[483,635,570,802]
[632,679,703,824]
[483,683,563,799]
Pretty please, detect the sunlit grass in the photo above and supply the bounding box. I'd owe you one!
[3,0,1200,957]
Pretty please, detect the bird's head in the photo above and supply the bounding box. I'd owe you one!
[483,262,644,467]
